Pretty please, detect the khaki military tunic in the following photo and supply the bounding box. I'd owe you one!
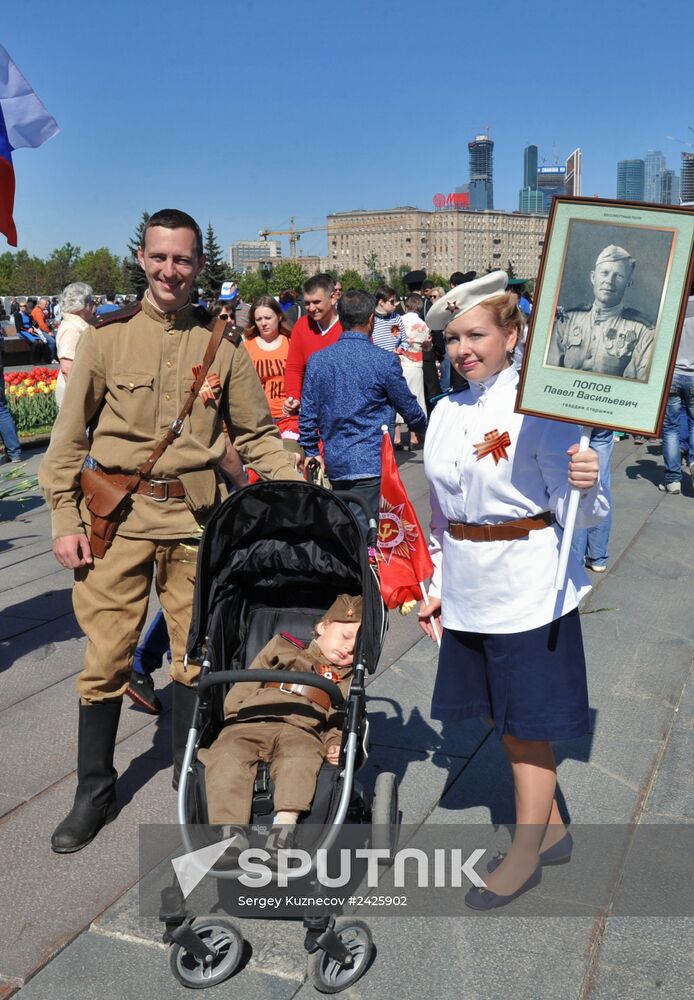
[39,295,301,701]
[201,634,351,824]
[550,304,654,381]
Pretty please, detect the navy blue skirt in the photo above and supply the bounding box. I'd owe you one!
[431,609,590,741]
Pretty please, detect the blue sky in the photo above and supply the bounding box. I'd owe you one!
[3,0,693,261]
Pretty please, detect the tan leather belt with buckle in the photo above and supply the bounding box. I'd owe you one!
[265,681,332,712]
[106,472,186,501]
[448,510,555,542]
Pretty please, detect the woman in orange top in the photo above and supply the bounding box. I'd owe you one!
[243,296,294,437]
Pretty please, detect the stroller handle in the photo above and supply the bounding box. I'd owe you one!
[196,669,345,708]
[332,489,379,545]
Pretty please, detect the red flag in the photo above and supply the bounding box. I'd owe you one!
[377,431,434,609]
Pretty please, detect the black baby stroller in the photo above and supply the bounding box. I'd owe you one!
[160,480,396,992]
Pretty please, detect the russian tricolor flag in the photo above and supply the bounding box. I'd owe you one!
[0,44,59,246]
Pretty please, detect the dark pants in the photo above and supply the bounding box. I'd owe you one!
[331,476,380,537]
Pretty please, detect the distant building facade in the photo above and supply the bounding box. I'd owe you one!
[660,169,680,205]
[679,153,694,204]
[519,187,544,214]
[616,159,645,201]
[468,135,494,211]
[564,148,582,197]
[230,240,282,272]
[644,150,666,203]
[537,165,567,213]
[327,206,547,280]
[523,144,539,189]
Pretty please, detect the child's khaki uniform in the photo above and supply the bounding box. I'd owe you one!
[201,634,352,824]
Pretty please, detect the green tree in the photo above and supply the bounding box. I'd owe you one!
[11,250,47,295]
[363,251,380,287]
[74,248,123,293]
[387,263,411,298]
[268,260,309,295]
[0,252,16,295]
[44,243,82,293]
[337,269,366,291]
[201,223,228,295]
[123,211,150,296]
[427,271,449,290]
[236,270,265,303]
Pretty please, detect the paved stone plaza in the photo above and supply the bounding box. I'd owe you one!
[0,439,692,999]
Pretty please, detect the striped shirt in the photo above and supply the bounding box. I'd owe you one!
[371,311,408,353]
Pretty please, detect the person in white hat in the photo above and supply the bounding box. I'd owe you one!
[547,244,654,381]
[418,271,609,910]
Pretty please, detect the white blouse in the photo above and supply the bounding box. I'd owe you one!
[423,364,610,634]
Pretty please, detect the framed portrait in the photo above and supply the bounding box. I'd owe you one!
[517,197,694,436]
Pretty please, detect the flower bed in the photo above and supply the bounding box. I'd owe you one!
[4,367,59,434]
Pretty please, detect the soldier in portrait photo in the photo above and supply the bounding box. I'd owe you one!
[547,244,656,382]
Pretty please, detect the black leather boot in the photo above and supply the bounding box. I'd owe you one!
[171,681,198,790]
[51,701,121,853]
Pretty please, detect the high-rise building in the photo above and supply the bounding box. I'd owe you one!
[518,187,544,214]
[230,239,282,271]
[616,160,645,201]
[680,153,694,204]
[564,149,582,197]
[468,135,494,211]
[523,145,538,189]
[537,166,567,213]
[660,169,680,205]
[644,150,666,203]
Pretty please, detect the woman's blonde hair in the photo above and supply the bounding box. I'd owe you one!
[479,292,524,338]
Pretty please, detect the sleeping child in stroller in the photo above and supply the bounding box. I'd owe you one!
[199,594,362,854]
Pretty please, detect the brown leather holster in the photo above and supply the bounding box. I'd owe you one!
[79,316,229,559]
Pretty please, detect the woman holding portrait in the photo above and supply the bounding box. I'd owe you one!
[418,272,609,910]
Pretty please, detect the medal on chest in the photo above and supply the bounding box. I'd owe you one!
[192,364,221,404]
[473,428,511,465]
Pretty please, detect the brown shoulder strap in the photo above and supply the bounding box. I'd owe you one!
[123,317,230,489]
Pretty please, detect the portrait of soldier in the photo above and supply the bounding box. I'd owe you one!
[547,244,655,381]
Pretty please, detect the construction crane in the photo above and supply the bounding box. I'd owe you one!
[258,216,327,257]
[665,127,694,148]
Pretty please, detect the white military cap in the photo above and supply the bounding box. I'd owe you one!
[595,245,635,268]
[425,270,509,331]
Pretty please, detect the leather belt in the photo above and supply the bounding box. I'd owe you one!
[448,510,555,542]
[265,681,332,712]
[105,471,186,501]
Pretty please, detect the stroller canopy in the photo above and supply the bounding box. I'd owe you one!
[187,481,383,672]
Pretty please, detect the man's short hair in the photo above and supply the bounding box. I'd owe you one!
[303,273,335,296]
[338,289,375,329]
[27,297,37,308]
[142,208,203,257]
[105,292,116,302]
[422,280,434,291]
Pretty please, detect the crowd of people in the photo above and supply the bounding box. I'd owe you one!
[5,205,693,911]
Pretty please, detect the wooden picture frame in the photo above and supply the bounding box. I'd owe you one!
[516,197,694,436]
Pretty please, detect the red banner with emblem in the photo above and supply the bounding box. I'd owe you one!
[377,432,434,610]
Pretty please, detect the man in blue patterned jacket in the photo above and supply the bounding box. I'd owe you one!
[299,289,427,533]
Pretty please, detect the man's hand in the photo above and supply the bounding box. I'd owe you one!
[326,744,340,765]
[53,534,93,569]
[567,443,599,490]
[282,395,301,417]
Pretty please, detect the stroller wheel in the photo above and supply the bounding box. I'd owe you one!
[169,917,243,989]
[307,918,373,993]
[371,771,399,858]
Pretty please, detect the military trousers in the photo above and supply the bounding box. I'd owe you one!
[72,532,200,702]
[202,720,326,825]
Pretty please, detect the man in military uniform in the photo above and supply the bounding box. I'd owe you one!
[39,208,300,853]
[548,245,655,381]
